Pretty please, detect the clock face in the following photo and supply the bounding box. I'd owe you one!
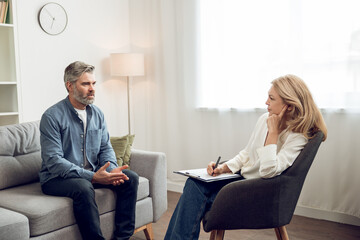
[38,3,68,35]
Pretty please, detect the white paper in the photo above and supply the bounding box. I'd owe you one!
[174,168,241,182]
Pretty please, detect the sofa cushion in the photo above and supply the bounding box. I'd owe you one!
[0,176,149,237]
[0,207,29,240]
[0,121,42,190]
[0,182,75,237]
[134,197,153,229]
[0,121,40,156]
[137,176,149,201]
[0,152,42,190]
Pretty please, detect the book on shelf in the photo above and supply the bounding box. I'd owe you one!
[0,0,9,24]
[0,2,3,22]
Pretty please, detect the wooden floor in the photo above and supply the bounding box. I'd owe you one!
[131,191,360,240]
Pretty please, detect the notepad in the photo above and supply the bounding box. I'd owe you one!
[174,168,242,182]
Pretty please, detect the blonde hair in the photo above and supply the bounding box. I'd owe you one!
[272,74,327,141]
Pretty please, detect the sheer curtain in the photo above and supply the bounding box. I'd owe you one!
[197,0,360,110]
[129,0,360,225]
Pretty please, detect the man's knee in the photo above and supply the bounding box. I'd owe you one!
[123,169,139,186]
[71,178,95,199]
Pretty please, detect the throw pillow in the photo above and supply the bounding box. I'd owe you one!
[110,135,128,166]
[110,134,135,168]
[123,134,135,167]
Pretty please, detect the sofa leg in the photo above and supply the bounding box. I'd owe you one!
[274,226,289,240]
[134,223,154,240]
[143,223,154,240]
[209,230,225,240]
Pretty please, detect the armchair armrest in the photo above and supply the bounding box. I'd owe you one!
[130,149,167,222]
[203,176,286,232]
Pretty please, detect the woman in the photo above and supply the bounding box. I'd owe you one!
[164,74,327,240]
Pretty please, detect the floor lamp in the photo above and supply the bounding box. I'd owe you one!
[110,53,145,135]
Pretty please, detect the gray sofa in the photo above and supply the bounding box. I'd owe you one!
[0,121,167,240]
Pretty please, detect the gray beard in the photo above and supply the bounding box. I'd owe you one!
[73,85,95,106]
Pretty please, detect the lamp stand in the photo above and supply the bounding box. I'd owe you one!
[127,76,131,135]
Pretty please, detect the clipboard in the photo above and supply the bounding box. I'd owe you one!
[173,168,242,183]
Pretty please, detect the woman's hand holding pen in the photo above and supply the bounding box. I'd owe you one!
[207,162,231,176]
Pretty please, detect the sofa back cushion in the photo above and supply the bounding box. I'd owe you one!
[0,121,41,190]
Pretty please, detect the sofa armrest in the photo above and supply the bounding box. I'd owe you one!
[130,149,167,222]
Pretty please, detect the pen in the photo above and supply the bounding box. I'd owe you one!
[212,156,221,176]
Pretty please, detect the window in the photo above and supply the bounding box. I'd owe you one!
[197,0,360,109]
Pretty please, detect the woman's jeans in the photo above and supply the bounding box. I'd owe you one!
[165,177,240,240]
[41,169,139,240]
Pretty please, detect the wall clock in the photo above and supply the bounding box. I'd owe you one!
[38,3,68,35]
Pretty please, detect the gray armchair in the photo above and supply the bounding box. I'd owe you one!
[202,131,324,240]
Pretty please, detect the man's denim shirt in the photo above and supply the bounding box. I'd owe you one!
[39,97,118,185]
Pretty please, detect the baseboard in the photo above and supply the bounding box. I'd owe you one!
[166,179,360,226]
[167,179,184,193]
[295,205,360,226]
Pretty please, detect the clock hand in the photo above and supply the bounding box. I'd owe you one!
[51,18,55,29]
[44,8,54,18]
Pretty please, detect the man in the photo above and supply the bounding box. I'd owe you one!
[39,61,139,240]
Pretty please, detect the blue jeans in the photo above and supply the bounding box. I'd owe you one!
[41,169,139,240]
[165,177,240,240]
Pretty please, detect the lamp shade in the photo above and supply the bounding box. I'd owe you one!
[110,53,145,76]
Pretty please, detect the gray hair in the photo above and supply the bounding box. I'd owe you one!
[64,61,95,92]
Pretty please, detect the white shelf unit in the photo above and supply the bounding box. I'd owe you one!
[0,0,21,126]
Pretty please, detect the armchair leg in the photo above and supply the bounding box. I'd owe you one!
[134,223,154,240]
[209,230,225,240]
[274,226,289,240]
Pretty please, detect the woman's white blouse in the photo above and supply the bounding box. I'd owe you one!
[226,113,308,179]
